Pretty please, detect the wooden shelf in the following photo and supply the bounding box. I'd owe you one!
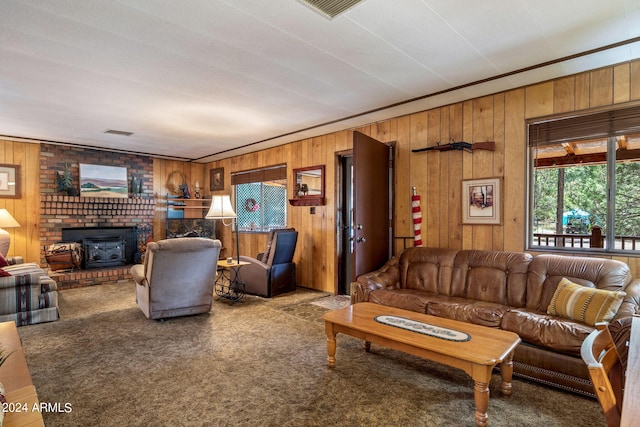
[289,197,325,206]
[167,198,210,219]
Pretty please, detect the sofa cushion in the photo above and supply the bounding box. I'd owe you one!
[502,308,593,356]
[399,247,457,294]
[526,254,631,313]
[369,289,432,313]
[450,250,533,307]
[426,296,509,327]
[547,278,625,326]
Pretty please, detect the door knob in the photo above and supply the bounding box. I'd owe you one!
[357,236,366,243]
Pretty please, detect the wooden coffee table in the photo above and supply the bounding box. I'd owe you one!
[323,303,521,427]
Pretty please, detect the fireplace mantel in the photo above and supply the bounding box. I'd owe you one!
[42,195,155,216]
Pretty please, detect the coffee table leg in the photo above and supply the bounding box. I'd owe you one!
[499,351,515,396]
[473,380,490,427]
[324,321,336,368]
[364,341,371,352]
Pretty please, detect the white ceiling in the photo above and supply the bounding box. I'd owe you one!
[1,0,639,163]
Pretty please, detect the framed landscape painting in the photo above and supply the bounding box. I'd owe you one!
[80,164,128,198]
[462,177,501,225]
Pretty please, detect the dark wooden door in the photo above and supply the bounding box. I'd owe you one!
[353,131,391,279]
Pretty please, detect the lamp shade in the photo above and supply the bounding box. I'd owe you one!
[205,195,237,219]
[0,209,20,228]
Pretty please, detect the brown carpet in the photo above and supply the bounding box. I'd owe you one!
[17,283,604,426]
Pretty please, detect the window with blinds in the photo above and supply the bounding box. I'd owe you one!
[528,104,640,253]
[231,165,287,232]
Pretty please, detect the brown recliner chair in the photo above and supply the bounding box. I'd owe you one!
[238,229,298,297]
[131,237,221,320]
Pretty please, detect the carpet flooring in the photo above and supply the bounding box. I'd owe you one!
[16,283,604,426]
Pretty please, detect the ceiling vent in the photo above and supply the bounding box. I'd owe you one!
[104,129,134,137]
[297,0,367,19]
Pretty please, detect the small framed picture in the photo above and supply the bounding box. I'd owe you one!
[210,167,224,191]
[462,177,501,225]
[0,164,21,199]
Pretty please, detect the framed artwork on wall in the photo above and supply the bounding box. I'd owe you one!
[79,164,128,198]
[210,167,224,191]
[462,177,501,225]
[0,164,21,199]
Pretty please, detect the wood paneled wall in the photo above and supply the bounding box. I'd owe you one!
[4,59,640,289]
[205,59,640,293]
[152,159,208,242]
[0,140,40,261]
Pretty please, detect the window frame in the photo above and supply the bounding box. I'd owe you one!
[231,164,288,234]
[526,102,640,255]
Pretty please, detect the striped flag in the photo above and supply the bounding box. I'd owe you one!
[412,187,422,247]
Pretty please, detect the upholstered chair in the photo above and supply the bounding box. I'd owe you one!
[238,229,298,297]
[131,237,221,320]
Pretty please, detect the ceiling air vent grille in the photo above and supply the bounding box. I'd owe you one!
[297,0,366,19]
[104,129,134,137]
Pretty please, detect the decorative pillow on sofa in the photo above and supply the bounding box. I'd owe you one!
[547,278,626,326]
[0,269,11,277]
[0,254,8,268]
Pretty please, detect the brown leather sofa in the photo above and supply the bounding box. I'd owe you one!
[351,247,640,396]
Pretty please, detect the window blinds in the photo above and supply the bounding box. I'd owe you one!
[528,104,640,146]
[230,164,287,185]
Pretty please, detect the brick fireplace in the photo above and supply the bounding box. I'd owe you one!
[39,144,156,288]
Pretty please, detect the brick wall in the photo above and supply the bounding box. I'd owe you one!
[39,144,156,287]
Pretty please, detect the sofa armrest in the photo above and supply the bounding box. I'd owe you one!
[0,273,42,290]
[351,256,400,303]
[131,264,147,286]
[6,256,23,266]
[614,278,640,320]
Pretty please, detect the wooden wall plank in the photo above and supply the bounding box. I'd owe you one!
[426,109,441,246]
[461,100,474,249]
[503,89,526,251]
[492,93,505,251]
[471,96,494,250]
[395,115,412,254]
[447,103,464,249]
[589,67,614,107]
[631,61,640,101]
[409,112,429,246]
[575,72,590,110]
[438,107,451,247]
[525,81,554,119]
[613,63,630,104]
[553,76,575,113]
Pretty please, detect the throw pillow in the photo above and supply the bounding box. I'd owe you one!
[0,269,11,277]
[547,278,626,326]
[0,254,8,268]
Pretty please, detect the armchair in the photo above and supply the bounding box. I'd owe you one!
[131,237,221,320]
[0,256,59,326]
[239,229,298,297]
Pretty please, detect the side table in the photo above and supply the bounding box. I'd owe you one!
[215,260,250,303]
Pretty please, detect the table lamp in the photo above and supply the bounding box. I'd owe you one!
[0,209,20,257]
[205,195,240,263]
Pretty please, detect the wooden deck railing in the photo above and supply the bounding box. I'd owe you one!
[533,226,640,250]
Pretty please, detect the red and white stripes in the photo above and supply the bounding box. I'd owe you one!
[411,187,422,247]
